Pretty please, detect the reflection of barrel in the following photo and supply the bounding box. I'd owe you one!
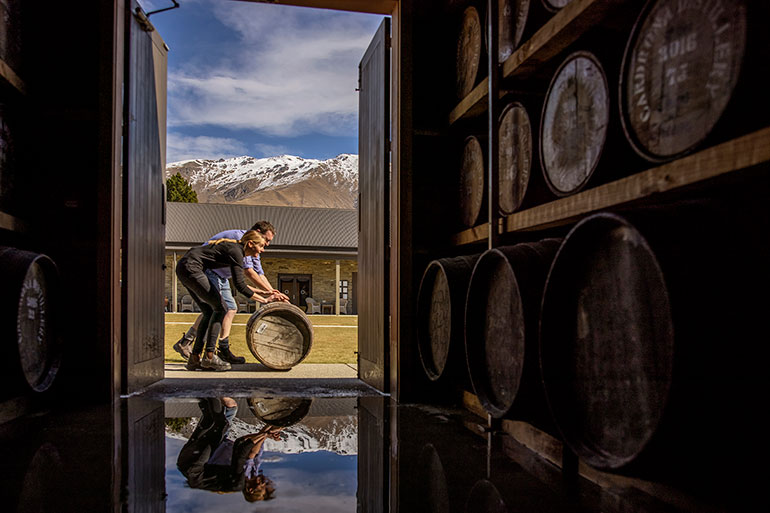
[465,480,506,513]
[459,135,486,228]
[619,0,748,162]
[539,208,769,484]
[540,0,573,13]
[0,247,61,397]
[418,444,450,513]
[245,303,313,370]
[464,239,560,422]
[9,442,63,512]
[247,397,312,427]
[417,254,480,383]
[539,51,609,196]
[456,5,485,99]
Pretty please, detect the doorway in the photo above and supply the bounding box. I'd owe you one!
[278,273,312,310]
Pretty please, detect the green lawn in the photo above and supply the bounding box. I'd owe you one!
[164,312,358,364]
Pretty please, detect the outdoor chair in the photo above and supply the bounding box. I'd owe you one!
[339,298,350,314]
[180,294,194,312]
[305,297,321,314]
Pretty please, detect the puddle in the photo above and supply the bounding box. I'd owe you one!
[0,389,762,512]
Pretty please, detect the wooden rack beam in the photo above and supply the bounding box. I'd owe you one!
[451,126,770,245]
[0,58,26,95]
[0,209,28,233]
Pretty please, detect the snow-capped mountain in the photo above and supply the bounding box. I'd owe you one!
[166,154,358,209]
[166,415,358,456]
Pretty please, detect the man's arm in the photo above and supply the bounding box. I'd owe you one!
[244,268,271,295]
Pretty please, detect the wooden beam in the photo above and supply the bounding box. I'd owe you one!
[452,126,770,245]
[504,126,770,233]
[0,58,26,95]
[0,209,29,233]
[233,0,396,15]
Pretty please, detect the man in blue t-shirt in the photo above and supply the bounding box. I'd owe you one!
[173,220,289,364]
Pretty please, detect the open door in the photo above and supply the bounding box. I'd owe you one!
[358,18,390,393]
[122,1,167,393]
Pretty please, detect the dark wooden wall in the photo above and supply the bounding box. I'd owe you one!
[358,18,391,393]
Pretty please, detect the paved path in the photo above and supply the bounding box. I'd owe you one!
[164,362,358,379]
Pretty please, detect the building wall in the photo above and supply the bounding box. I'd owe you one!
[164,251,357,312]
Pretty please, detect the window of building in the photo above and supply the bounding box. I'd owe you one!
[339,279,349,299]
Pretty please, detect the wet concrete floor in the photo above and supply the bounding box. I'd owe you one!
[0,378,765,512]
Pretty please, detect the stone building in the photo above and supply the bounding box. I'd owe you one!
[165,202,357,314]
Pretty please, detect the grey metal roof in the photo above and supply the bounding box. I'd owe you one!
[166,202,358,249]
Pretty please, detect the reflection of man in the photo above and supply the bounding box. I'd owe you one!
[173,221,289,364]
[176,397,282,502]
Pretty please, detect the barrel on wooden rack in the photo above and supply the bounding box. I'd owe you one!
[619,0,750,162]
[0,247,61,398]
[539,214,673,470]
[498,101,550,214]
[245,302,313,370]
[538,207,770,487]
[464,239,560,422]
[247,397,312,427]
[456,5,485,99]
[417,253,480,385]
[459,135,486,228]
[485,0,552,64]
[539,51,609,197]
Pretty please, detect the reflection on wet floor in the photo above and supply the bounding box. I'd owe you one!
[0,388,766,512]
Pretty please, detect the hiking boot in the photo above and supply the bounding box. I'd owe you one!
[173,334,193,360]
[201,353,231,371]
[186,353,202,371]
[217,346,246,365]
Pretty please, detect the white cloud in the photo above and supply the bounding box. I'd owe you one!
[166,133,248,163]
[166,1,383,138]
[254,143,291,157]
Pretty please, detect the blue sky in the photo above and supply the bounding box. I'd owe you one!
[138,0,385,164]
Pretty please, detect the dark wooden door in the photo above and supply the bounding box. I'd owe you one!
[122,2,166,393]
[278,273,312,309]
[124,397,166,513]
[358,19,390,393]
[357,396,388,513]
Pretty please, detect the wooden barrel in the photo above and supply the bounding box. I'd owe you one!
[464,239,560,421]
[245,302,313,370]
[459,135,486,228]
[498,101,551,214]
[0,247,61,396]
[539,51,609,196]
[456,5,484,99]
[417,254,480,383]
[540,0,574,13]
[619,0,748,162]
[539,214,674,470]
[247,397,312,427]
[485,0,553,62]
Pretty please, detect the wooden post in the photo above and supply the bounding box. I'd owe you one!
[171,250,178,313]
[335,259,341,316]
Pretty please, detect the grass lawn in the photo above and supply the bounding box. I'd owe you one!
[164,312,358,364]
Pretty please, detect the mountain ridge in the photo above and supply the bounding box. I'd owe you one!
[166,153,358,209]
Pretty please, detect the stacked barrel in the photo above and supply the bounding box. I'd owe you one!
[416,0,769,505]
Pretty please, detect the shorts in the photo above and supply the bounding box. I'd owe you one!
[204,269,237,311]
